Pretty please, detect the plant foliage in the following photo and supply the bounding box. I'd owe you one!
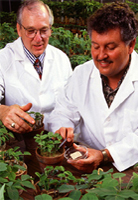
[34,131,62,157]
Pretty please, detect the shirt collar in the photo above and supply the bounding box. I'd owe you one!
[23,44,45,65]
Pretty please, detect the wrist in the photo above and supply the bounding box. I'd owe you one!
[100,149,109,163]
[100,149,114,163]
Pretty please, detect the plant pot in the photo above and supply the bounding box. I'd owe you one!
[35,147,65,172]
[6,160,27,178]
[35,147,65,165]
[22,124,44,151]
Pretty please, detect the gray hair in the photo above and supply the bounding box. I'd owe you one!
[17,0,54,26]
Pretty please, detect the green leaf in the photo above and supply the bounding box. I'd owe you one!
[0,184,5,200]
[100,177,118,188]
[69,190,81,200]
[113,173,126,179]
[8,171,16,181]
[58,198,73,200]
[118,190,138,198]
[87,187,117,196]
[21,181,35,189]
[35,194,53,200]
[0,163,7,171]
[81,193,99,200]
[21,174,32,181]
[7,187,19,200]
[58,184,75,193]
[68,190,81,200]
[0,177,8,183]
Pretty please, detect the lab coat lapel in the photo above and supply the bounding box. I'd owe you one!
[109,74,134,113]
[108,51,138,114]
[91,68,109,111]
[40,45,54,85]
[13,37,43,80]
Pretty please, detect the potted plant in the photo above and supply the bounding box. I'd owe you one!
[34,167,138,200]
[0,146,31,177]
[34,131,64,171]
[34,165,76,199]
[0,146,35,200]
[0,161,35,200]
[22,111,44,151]
[0,120,14,151]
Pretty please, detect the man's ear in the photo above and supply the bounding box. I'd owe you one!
[16,23,21,37]
[128,38,136,54]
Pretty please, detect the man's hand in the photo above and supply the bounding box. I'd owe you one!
[55,127,74,143]
[0,103,35,134]
[67,143,103,173]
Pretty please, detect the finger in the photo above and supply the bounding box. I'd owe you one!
[16,108,35,125]
[66,127,74,142]
[21,103,32,112]
[9,117,33,133]
[55,127,66,139]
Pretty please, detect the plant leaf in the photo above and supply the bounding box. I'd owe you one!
[68,190,81,200]
[7,186,19,200]
[58,184,75,193]
[0,184,5,200]
[35,194,53,200]
[81,193,99,200]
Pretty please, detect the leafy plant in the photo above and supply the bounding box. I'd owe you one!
[25,111,44,130]
[49,27,73,56]
[0,162,35,200]
[86,170,138,200]
[0,146,31,165]
[34,131,62,157]
[0,22,18,49]
[0,120,14,147]
[34,166,138,200]
[35,166,69,191]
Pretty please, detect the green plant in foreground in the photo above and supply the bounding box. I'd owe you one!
[25,111,44,130]
[0,146,34,200]
[0,162,35,200]
[0,120,14,147]
[34,131,62,157]
[35,166,138,200]
[0,146,31,164]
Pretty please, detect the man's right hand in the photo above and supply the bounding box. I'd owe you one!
[55,127,74,143]
[0,103,35,134]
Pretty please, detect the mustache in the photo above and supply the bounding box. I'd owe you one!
[96,59,113,63]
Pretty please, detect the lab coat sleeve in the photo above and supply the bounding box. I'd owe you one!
[107,108,138,172]
[0,52,6,104]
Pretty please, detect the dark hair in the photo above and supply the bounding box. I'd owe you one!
[87,2,138,44]
[17,0,54,26]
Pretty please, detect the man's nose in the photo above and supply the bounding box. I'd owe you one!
[98,48,108,60]
[33,30,42,41]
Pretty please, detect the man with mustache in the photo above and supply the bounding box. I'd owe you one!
[0,0,72,136]
[48,2,138,173]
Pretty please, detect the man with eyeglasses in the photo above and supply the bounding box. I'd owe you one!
[0,0,72,135]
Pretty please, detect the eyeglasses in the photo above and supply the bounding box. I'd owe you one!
[20,24,51,38]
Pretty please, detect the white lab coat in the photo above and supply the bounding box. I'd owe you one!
[0,37,72,130]
[48,50,138,171]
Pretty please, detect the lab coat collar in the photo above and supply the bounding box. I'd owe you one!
[7,37,26,61]
[9,38,54,81]
[9,37,53,62]
[106,51,138,114]
[91,51,138,115]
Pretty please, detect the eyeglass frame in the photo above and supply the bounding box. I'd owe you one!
[19,23,51,38]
